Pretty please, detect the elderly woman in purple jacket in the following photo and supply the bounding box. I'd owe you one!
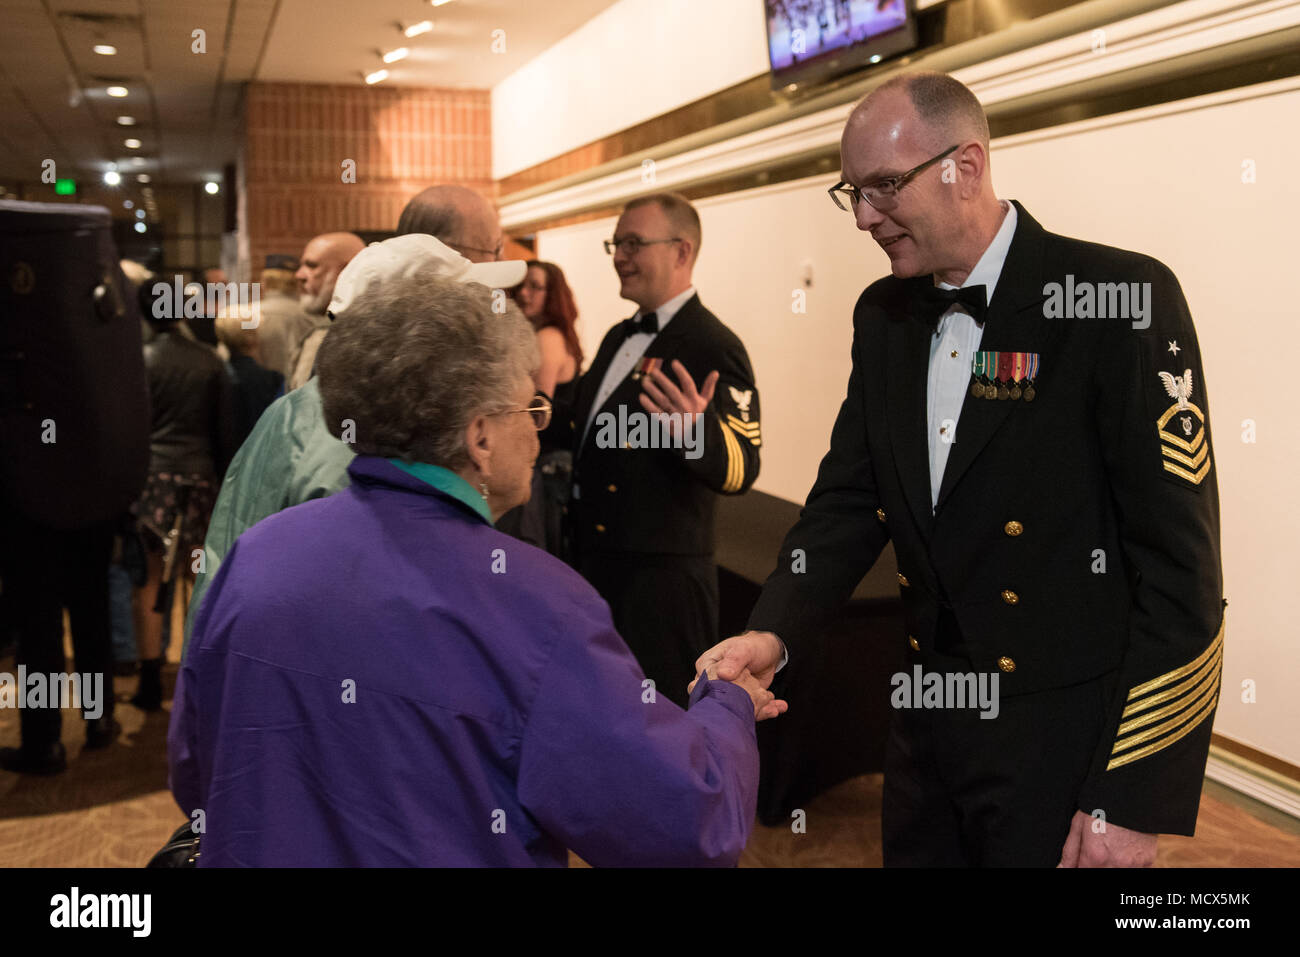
[168,243,780,867]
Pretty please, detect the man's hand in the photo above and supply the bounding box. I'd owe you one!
[702,662,781,721]
[639,359,719,439]
[689,631,788,720]
[1057,810,1158,867]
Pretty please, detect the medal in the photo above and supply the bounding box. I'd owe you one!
[1021,353,1039,402]
[972,352,998,401]
[996,352,1015,400]
[632,356,662,381]
[1009,352,1026,401]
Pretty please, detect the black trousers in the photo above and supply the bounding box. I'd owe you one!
[882,613,1115,866]
[0,510,116,750]
[579,551,718,709]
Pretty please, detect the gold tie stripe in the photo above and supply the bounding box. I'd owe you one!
[1106,619,1224,771]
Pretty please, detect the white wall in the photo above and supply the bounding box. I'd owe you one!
[538,80,1300,767]
[491,0,770,179]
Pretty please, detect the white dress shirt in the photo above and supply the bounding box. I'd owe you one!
[581,285,697,446]
[926,201,1017,509]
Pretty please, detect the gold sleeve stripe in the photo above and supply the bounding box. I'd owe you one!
[1121,643,1222,720]
[1125,620,1224,701]
[719,416,744,493]
[725,414,761,432]
[726,416,762,447]
[1115,657,1220,738]
[1162,457,1212,485]
[1161,443,1208,470]
[1106,690,1218,771]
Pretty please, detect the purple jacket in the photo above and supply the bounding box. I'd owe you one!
[169,455,759,866]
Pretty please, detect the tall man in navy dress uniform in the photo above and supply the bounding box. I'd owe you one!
[695,72,1224,866]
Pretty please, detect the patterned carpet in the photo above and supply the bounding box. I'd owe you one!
[3,660,1298,867]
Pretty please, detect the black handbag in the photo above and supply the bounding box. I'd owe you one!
[146,821,201,868]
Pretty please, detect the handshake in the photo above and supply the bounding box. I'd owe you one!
[689,630,789,721]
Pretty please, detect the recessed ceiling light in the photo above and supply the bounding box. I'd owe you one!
[204,181,220,195]
[382,47,409,64]
[123,200,134,209]
[135,209,145,219]
[103,170,121,186]
[365,69,388,85]
[106,86,128,97]
[404,21,433,38]
[94,44,117,56]
[134,222,146,233]
[116,115,135,126]
[430,0,456,7]
[124,138,141,149]
[136,174,150,183]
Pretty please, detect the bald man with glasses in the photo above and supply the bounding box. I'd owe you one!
[696,71,1223,868]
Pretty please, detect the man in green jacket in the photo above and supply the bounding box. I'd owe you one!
[183,186,525,656]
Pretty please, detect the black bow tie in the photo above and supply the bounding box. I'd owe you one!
[916,283,988,330]
[622,311,658,336]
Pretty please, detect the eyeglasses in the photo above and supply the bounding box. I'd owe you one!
[603,236,681,256]
[489,393,552,431]
[450,239,505,261]
[828,145,959,213]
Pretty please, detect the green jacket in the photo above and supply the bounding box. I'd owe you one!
[183,377,354,657]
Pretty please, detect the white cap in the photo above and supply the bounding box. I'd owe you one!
[328,233,527,319]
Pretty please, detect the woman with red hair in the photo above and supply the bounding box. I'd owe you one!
[500,260,583,558]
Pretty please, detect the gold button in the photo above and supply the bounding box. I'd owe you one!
[876,508,886,522]
[595,524,606,533]
[606,484,617,493]
[908,635,920,651]
[997,656,1016,673]
[1004,520,1023,537]
[1001,589,1019,605]
[897,573,910,587]
[569,419,575,429]
[950,350,958,358]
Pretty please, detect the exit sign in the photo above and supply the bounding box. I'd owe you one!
[54,179,76,195]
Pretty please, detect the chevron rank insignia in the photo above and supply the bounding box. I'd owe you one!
[1155,367,1211,486]
[725,413,761,447]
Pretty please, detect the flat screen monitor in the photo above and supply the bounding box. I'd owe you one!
[765,0,918,90]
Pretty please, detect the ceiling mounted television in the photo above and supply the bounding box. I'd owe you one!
[765,0,918,91]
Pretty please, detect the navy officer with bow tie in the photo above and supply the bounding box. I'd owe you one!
[570,192,770,712]
[694,72,1224,867]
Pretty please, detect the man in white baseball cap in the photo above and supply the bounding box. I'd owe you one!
[184,214,525,657]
